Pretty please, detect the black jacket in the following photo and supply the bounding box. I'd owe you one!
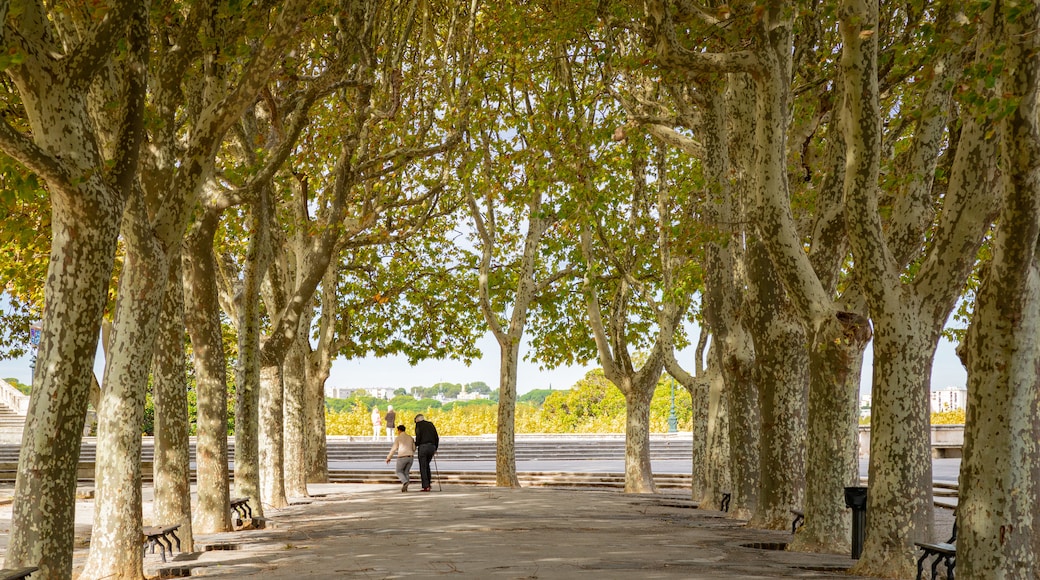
[415,420,439,449]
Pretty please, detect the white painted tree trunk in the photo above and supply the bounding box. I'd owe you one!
[260,363,289,509]
[184,214,233,533]
[81,237,168,580]
[152,257,194,551]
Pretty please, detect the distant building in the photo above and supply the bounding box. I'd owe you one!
[324,386,395,400]
[859,394,871,418]
[325,386,360,399]
[931,386,968,412]
[456,386,489,402]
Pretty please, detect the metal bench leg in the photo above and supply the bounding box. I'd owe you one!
[946,555,955,580]
[155,539,167,563]
[160,533,174,555]
[930,553,943,580]
[169,529,182,552]
[916,552,928,580]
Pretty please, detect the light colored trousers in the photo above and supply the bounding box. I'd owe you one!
[395,456,414,484]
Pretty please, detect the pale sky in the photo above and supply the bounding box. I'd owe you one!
[0,327,969,397]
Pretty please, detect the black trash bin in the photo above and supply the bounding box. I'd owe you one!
[844,486,868,559]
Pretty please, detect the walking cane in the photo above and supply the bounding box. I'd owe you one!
[433,454,443,491]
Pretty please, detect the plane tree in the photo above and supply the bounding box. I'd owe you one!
[958,0,1040,575]
[0,2,147,576]
[460,0,603,487]
[210,0,479,509]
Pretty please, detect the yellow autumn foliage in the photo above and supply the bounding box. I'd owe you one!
[324,376,694,436]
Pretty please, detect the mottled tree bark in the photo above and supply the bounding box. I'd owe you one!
[840,0,999,573]
[705,357,731,509]
[183,212,232,533]
[621,376,660,493]
[152,256,194,551]
[7,206,124,579]
[495,338,522,487]
[259,361,289,509]
[81,204,168,580]
[791,312,869,553]
[959,1,1040,574]
[283,332,310,498]
[2,2,144,575]
[234,202,268,517]
[305,271,336,484]
[744,242,807,530]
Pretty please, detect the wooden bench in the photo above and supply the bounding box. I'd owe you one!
[0,567,38,580]
[142,524,182,563]
[915,521,956,580]
[790,509,804,534]
[230,497,253,524]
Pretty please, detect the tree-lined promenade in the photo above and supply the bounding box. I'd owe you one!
[1,1,1038,579]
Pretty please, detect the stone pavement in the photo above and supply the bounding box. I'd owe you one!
[138,483,872,579]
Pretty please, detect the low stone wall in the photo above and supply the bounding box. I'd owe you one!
[858,424,964,458]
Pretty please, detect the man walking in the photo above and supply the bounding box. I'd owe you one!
[386,424,415,492]
[414,414,440,492]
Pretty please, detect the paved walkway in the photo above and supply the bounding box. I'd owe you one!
[133,483,870,579]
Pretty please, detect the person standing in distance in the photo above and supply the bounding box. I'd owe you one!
[384,405,396,441]
[414,414,440,492]
[386,424,415,492]
[371,406,382,441]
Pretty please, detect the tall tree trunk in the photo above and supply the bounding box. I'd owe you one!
[3,4,145,574]
[745,242,807,530]
[305,266,337,484]
[305,358,331,484]
[838,0,1000,568]
[235,289,264,516]
[152,256,194,551]
[790,312,870,553]
[234,197,269,517]
[283,333,309,498]
[959,2,1040,573]
[858,323,935,573]
[681,326,711,503]
[622,375,659,494]
[495,338,521,487]
[705,358,731,509]
[184,213,233,533]
[260,362,289,509]
[721,334,760,520]
[81,226,168,580]
[6,201,124,578]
